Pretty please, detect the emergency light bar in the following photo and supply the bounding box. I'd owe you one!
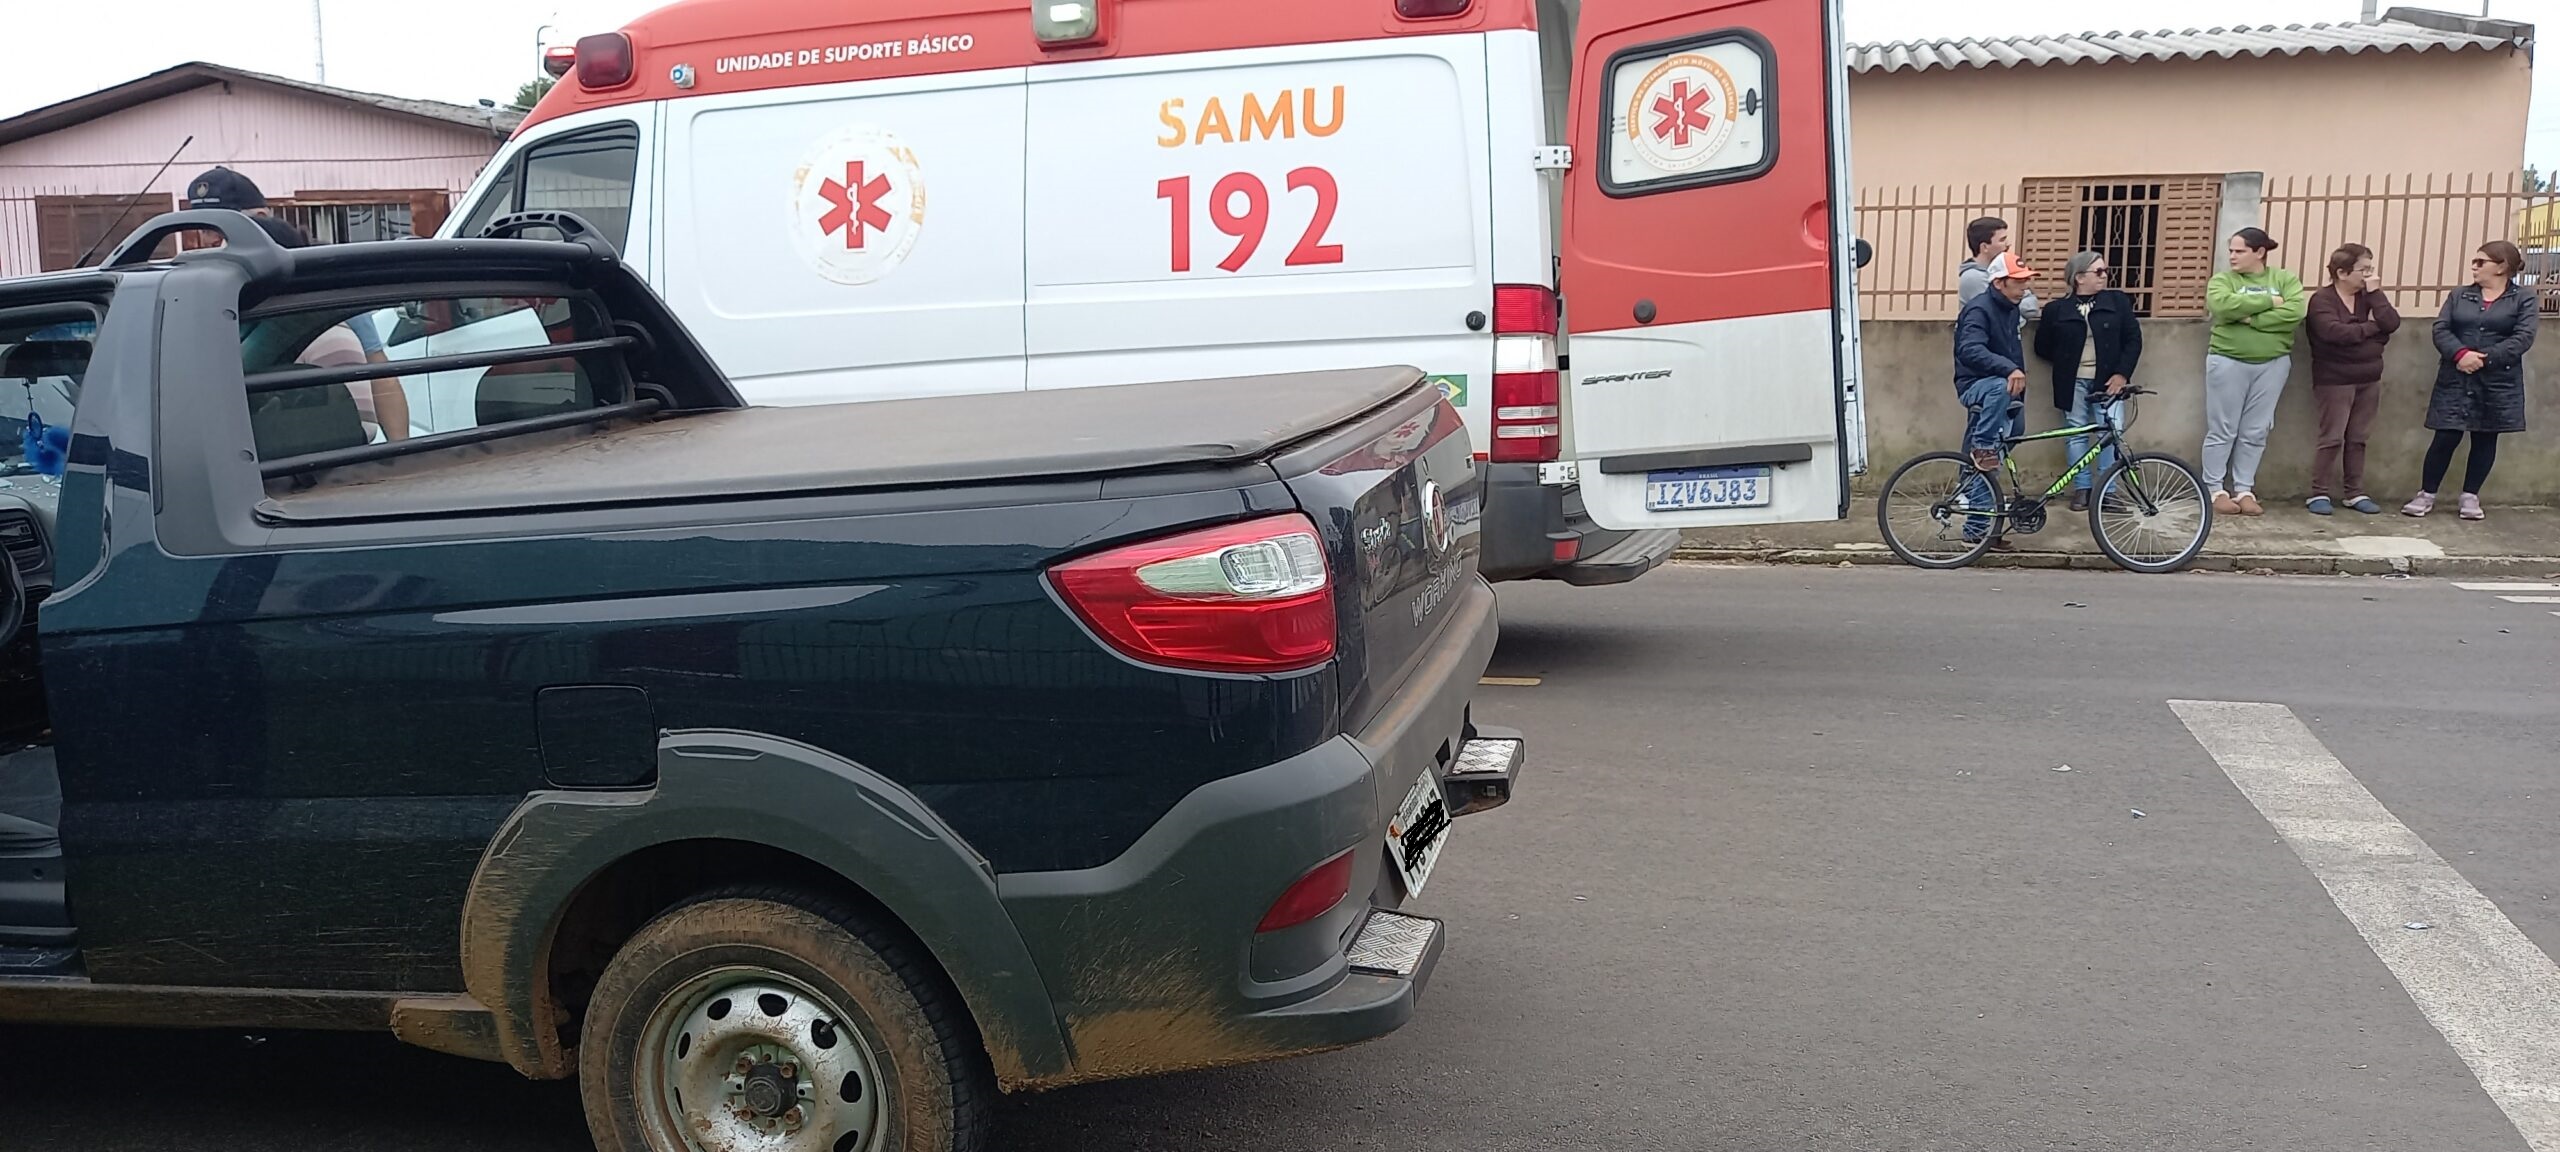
[1034,0,1106,46]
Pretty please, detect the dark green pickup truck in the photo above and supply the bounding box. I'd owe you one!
[0,212,1522,1152]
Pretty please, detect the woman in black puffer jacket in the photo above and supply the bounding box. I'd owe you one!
[2407,240,2537,521]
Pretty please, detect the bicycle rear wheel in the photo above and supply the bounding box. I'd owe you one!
[1878,451,2000,569]
[2090,452,2211,573]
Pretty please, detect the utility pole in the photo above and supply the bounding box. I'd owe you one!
[311,0,327,83]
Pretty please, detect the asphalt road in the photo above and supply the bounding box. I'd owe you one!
[9,563,2557,1151]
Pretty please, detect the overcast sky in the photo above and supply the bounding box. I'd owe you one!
[3,1,2555,161]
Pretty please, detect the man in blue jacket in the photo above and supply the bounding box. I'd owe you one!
[1953,252,2037,543]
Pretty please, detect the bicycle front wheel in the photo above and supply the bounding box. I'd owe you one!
[2090,452,2212,573]
[1878,451,2000,570]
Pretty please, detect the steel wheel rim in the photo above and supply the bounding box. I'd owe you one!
[638,965,888,1152]
[2097,460,2206,565]
[1887,457,1999,563]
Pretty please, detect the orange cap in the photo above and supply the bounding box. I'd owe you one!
[1989,251,2037,281]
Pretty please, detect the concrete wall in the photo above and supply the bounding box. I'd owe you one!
[1849,47,2532,193]
[1856,317,2560,504]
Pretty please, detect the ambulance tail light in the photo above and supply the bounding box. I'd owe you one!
[541,45,577,79]
[574,33,635,90]
[1490,284,1561,464]
[1396,0,1474,17]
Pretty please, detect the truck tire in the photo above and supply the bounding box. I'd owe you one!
[578,889,993,1152]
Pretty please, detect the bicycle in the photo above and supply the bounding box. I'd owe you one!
[1875,385,2212,573]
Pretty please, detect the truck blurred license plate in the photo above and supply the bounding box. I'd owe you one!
[1646,466,1772,511]
[1389,769,1451,897]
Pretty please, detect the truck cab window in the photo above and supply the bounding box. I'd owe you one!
[456,125,639,249]
[0,312,92,489]
[240,294,617,477]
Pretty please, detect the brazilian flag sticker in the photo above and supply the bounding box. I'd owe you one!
[1427,374,1468,406]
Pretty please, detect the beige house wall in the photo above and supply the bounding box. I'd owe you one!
[1848,48,2532,192]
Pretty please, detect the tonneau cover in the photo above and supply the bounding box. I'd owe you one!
[264,367,1426,521]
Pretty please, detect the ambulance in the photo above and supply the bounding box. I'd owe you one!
[449,0,1867,585]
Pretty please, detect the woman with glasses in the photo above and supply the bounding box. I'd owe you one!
[2033,251,2143,512]
[2302,243,2398,514]
[2408,241,2537,520]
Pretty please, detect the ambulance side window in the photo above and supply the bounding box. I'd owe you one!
[456,124,640,251]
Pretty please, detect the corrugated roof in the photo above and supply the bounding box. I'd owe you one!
[1850,17,2525,75]
[0,63,524,148]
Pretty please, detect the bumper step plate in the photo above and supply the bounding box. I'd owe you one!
[1443,734,1525,818]
[1347,910,1440,978]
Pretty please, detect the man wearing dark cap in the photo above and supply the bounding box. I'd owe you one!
[185,166,268,214]
[193,169,410,440]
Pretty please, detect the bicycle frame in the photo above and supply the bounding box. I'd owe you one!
[2002,421,2122,501]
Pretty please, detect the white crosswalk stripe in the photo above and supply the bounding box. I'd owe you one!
[2174,701,2560,1151]
[2456,583,2560,592]
[2499,596,2560,603]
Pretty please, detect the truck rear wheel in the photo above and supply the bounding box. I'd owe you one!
[578,891,992,1152]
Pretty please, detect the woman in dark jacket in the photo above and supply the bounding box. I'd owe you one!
[2302,243,2399,514]
[2406,240,2537,521]
[2032,251,2142,512]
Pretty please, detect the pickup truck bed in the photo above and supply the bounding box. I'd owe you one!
[265,368,1418,521]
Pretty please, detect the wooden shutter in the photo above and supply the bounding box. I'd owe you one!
[2150,177,2224,318]
[2018,178,2080,303]
[35,195,174,270]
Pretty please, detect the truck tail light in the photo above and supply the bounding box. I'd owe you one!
[1395,0,1473,17]
[1491,284,1561,464]
[542,45,578,79]
[1048,514,1336,674]
[1258,849,1355,932]
[574,33,635,89]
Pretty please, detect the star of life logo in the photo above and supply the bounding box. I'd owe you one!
[790,125,925,285]
[1623,54,1740,176]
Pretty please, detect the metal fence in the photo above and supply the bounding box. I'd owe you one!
[1855,171,2560,322]
[2260,171,2560,316]
[1852,183,2021,320]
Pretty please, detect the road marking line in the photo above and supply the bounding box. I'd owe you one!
[2171,700,2560,1151]
[1479,676,1542,687]
[2456,582,2560,592]
[2498,596,2560,604]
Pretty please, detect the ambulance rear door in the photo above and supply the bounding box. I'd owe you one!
[1557,0,1862,529]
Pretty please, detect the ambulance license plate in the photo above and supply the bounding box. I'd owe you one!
[1646,466,1772,511]
[1388,769,1451,898]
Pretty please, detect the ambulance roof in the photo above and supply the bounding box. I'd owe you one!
[520,0,1536,135]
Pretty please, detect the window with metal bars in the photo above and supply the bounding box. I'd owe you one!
[2022,176,2223,317]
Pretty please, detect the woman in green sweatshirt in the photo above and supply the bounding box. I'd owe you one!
[2202,228,2309,516]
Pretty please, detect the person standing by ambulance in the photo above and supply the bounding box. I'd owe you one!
[2301,243,2397,515]
[2202,228,2306,517]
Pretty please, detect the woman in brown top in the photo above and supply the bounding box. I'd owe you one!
[2301,243,2398,514]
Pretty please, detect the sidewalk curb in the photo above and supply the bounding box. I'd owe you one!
[1672,545,2560,578]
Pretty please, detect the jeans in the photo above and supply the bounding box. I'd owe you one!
[1958,377,2023,538]
[2065,378,2125,491]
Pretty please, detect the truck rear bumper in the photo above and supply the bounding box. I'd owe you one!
[994,579,1506,1088]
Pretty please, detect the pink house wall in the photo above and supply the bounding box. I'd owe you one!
[0,81,511,274]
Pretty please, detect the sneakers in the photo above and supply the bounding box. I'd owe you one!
[2212,491,2242,516]
[1970,448,2002,474]
[2306,496,2334,516]
[2234,492,2264,517]
[2068,490,2091,513]
[2402,492,2437,517]
[2460,494,2486,521]
[2346,497,2384,515]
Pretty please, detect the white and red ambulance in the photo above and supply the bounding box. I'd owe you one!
[450,0,1866,585]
